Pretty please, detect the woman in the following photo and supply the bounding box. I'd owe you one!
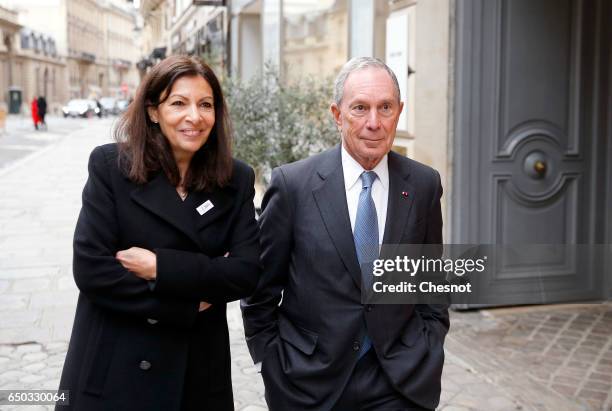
[31,96,40,130]
[57,56,261,410]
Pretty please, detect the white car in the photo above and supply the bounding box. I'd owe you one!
[62,99,99,118]
[99,97,119,115]
[116,99,130,113]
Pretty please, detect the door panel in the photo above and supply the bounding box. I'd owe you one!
[453,0,606,305]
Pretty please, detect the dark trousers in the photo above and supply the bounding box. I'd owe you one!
[331,350,432,411]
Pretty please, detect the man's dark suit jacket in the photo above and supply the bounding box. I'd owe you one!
[57,144,261,411]
[242,145,449,410]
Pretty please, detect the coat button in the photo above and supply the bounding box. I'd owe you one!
[366,305,373,312]
[147,318,158,325]
[352,341,360,351]
[139,360,152,371]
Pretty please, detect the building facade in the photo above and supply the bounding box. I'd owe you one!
[1,3,67,113]
[66,0,106,98]
[104,1,140,98]
[139,0,612,304]
[281,0,347,85]
[17,28,67,113]
[138,0,227,76]
[138,0,170,75]
[0,4,23,111]
[66,0,139,98]
[1,0,139,109]
[233,0,612,304]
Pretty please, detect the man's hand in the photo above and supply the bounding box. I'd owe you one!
[116,247,157,280]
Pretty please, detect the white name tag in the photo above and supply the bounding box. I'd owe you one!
[196,200,214,216]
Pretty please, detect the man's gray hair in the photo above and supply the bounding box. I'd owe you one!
[333,57,401,105]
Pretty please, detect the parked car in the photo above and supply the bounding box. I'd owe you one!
[62,99,99,118]
[116,99,130,113]
[99,97,119,115]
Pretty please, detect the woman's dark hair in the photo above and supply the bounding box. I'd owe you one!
[114,55,232,190]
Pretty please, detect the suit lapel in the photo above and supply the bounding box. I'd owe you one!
[383,151,416,248]
[312,146,362,289]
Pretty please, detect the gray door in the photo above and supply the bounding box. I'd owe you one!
[452,0,610,305]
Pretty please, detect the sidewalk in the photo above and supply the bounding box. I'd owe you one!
[444,304,612,411]
[0,114,88,172]
[0,121,609,410]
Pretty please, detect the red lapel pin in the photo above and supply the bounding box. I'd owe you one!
[401,191,409,198]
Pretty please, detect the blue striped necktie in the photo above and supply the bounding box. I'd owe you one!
[353,171,379,358]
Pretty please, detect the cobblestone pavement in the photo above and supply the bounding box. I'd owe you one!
[446,304,612,411]
[0,119,609,410]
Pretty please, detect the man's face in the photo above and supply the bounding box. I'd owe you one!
[331,67,404,170]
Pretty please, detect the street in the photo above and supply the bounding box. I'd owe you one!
[0,116,88,172]
[0,117,610,410]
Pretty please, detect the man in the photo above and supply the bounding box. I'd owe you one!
[242,57,448,411]
[37,96,47,130]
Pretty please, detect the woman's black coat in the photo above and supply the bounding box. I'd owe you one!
[57,144,261,410]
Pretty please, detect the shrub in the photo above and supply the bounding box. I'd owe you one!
[225,68,339,183]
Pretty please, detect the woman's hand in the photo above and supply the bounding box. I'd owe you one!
[116,247,157,281]
[116,248,211,311]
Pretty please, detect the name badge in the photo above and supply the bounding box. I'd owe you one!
[196,200,214,216]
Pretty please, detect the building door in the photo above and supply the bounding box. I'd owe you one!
[452,0,610,306]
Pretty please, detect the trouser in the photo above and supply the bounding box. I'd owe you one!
[331,349,432,411]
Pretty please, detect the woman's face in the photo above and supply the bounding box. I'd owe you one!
[147,75,215,164]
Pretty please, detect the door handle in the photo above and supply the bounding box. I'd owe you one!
[524,151,548,179]
[534,160,546,176]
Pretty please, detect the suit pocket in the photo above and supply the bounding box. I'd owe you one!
[278,316,318,355]
[400,313,426,347]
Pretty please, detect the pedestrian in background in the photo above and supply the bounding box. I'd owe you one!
[57,55,261,411]
[37,96,47,130]
[30,96,40,130]
[95,99,103,118]
[0,102,7,135]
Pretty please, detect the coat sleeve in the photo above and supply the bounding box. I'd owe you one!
[152,165,262,304]
[240,167,293,363]
[73,146,199,328]
[415,170,450,344]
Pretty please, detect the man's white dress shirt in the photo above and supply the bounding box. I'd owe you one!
[341,144,388,242]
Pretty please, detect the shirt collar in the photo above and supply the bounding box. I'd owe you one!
[341,144,389,191]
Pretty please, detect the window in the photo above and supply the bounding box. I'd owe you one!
[20,32,30,49]
[281,0,348,84]
[32,34,40,53]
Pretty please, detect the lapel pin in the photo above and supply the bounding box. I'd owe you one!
[401,191,409,198]
[196,200,214,216]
